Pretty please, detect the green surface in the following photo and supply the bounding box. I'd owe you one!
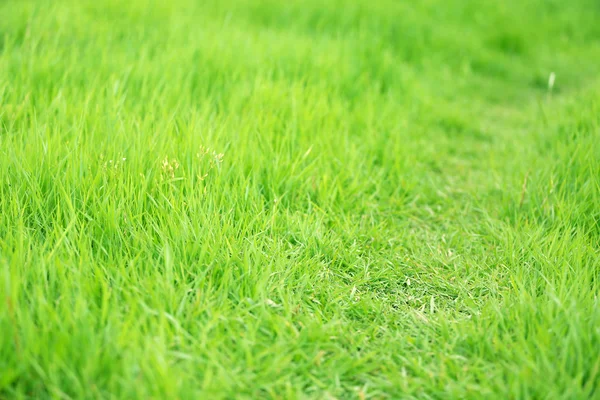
[1,0,599,398]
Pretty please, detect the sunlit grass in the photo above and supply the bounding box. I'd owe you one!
[1,0,599,398]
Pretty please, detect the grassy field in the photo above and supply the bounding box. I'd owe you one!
[1,0,599,398]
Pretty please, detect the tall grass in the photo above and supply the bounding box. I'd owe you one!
[1,0,599,398]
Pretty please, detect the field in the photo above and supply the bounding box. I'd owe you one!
[1,0,599,398]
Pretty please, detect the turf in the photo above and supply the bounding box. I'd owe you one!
[1,0,599,398]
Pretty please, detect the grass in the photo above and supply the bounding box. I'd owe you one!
[1,0,599,398]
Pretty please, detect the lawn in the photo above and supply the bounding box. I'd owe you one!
[1,0,599,398]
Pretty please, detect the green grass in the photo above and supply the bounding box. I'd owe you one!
[1,0,599,398]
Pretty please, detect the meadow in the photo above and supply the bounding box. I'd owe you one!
[1,0,599,398]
